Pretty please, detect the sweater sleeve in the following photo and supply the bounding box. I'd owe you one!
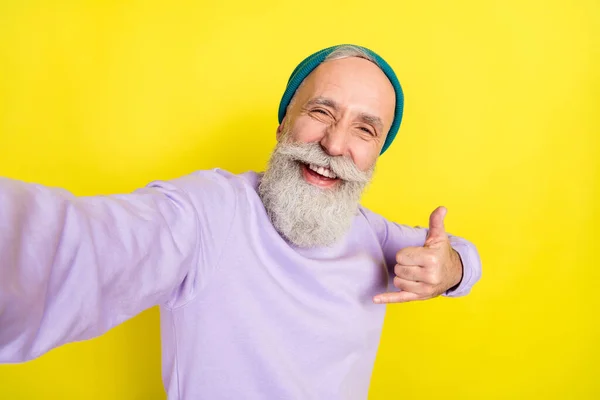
[359,207,482,297]
[0,170,236,363]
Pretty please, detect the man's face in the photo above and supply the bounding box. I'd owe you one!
[258,56,396,248]
[279,56,396,182]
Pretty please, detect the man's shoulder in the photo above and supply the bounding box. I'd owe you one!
[144,168,262,210]
[357,205,385,225]
[165,168,261,193]
[355,205,392,245]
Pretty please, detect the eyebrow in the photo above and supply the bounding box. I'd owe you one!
[306,96,339,110]
[305,96,384,133]
[357,112,384,133]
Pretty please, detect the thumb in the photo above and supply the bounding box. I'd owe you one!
[425,206,448,245]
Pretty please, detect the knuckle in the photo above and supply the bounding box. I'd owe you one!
[395,249,405,263]
[393,277,403,289]
[420,270,434,284]
[427,253,439,265]
[428,271,441,285]
[396,250,408,264]
[394,264,402,276]
[412,291,425,301]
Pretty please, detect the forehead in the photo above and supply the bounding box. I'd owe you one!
[295,57,396,127]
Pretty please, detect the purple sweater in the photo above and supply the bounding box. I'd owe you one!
[0,169,481,399]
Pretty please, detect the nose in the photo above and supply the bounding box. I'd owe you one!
[319,124,349,157]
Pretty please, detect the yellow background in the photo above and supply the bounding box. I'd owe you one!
[0,0,598,398]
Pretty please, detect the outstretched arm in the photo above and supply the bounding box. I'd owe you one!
[0,176,202,363]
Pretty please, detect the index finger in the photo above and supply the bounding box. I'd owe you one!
[396,247,434,267]
[395,246,422,265]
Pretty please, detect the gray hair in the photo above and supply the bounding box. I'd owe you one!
[324,44,377,65]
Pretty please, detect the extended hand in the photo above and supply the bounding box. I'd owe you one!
[373,206,463,304]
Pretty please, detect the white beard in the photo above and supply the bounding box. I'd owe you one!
[258,135,375,248]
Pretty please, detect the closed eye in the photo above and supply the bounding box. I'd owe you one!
[359,126,375,136]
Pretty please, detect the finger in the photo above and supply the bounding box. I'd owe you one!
[395,246,422,265]
[373,290,420,304]
[394,264,424,282]
[396,247,437,268]
[392,276,423,292]
[425,206,448,245]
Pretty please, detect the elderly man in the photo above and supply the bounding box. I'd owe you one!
[0,44,481,399]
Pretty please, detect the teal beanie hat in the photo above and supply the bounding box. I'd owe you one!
[278,44,404,155]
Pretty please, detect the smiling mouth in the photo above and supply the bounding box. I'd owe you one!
[299,162,341,188]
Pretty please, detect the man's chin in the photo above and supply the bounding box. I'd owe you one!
[258,144,371,248]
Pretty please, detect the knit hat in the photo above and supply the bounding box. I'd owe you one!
[277,44,404,155]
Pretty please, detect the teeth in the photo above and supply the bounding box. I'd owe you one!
[307,163,337,179]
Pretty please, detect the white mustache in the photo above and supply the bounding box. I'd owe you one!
[275,142,373,184]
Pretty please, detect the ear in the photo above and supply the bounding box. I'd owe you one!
[276,117,286,141]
